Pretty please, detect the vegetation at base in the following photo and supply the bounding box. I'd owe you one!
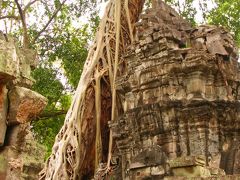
[0,0,239,158]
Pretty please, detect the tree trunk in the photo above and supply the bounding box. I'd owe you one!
[40,0,145,179]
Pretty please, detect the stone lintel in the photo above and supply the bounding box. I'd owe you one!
[168,156,206,168]
[7,86,47,125]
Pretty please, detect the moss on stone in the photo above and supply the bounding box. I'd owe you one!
[0,154,7,172]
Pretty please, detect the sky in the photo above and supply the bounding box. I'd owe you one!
[0,0,215,32]
[192,0,216,23]
[97,1,216,23]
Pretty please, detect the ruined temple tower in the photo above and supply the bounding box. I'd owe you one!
[110,1,240,179]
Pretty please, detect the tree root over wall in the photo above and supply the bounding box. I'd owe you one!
[39,0,145,179]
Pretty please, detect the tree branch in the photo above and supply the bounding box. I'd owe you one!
[32,0,67,44]
[23,0,39,13]
[0,15,20,20]
[14,0,30,48]
[33,110,68,121]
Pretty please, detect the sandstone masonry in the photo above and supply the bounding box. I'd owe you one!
[0,32,47,180]
[110,1,240,179]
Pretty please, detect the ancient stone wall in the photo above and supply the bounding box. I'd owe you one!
[0,32,47,180]
[111,1,240,179]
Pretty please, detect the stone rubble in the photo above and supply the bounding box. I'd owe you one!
[0,32,47,180]
[110,1,240,179]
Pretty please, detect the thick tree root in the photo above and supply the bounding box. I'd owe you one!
[39,0,145,179]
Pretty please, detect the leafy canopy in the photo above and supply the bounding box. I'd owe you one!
[208,0,240,46]
[0,0,100,157]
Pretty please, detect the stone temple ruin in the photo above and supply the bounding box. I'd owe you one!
[1,0,240,179]
[109,1,240,179]
[0,33,47,179]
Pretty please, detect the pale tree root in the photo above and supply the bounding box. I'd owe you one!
[39,0,145,179]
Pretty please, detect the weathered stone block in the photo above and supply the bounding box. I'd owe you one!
[0,84,8,146]
[5,123,28,147]
[206,33,228,56]
[1,124,46,179]
[207,167,225,176]
[172,166,211,178]
[15,48,36,87]
[186,71,205,99]
[130,165,166,179]
[0,154,7,180]
[164,175,239,180]
[0,36,19,83]
[20,48,38,69]
[7,86,47,125]
[111,1,240,179]
[0,32,37,87]
[168,156,206,168]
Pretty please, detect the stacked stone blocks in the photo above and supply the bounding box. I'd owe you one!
[110,1,240,179]
[0,32,47,180]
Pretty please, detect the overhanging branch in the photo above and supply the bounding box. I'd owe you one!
[32,0,67,44]
[0,15,20,20]
[33,110,68,121]
[23,0,39,13]
[14,0,30,48]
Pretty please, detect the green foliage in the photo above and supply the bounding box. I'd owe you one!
[47,25,90,89]
[29,19,98,155]
[31,66,68,158]
[32,67,64,107]
[208,0,240,46]
[144,0,198,25]
[163,0,239,45]
[163,0,197,26]
[22,1,100,157]
[32,115,65,158]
